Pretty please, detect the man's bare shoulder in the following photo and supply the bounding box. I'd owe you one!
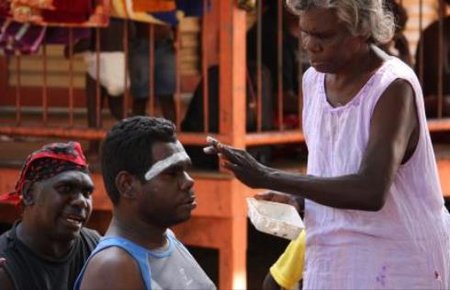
[80,246,145,290]
[85,246,139,275]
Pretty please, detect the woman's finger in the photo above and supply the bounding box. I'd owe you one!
[223,160,237,170]
[203,146,218,155]
[220,146,243,164]
[254,191,275,201]
[206,136,220,147]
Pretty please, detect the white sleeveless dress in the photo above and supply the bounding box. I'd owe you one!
[302,56,450,289]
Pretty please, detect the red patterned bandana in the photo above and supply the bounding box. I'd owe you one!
[0,141,89,206]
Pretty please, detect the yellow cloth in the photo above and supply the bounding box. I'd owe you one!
[269,230,306,290]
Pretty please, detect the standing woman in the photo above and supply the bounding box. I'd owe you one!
[205,0,450,288]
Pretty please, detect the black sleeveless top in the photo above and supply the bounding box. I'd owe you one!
[0,222,100,290]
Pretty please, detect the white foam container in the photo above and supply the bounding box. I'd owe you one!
[246,197,304,240]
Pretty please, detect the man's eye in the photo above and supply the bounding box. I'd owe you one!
[162,167,185,177]
[82,189,94,198]
[163,170,178,177]
[58,185,73,194]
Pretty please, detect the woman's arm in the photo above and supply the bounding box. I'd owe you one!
[206,79,418,211]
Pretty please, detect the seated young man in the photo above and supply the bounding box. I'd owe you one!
[75,116,216,290]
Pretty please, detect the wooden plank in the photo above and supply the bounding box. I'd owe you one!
[179,17,201,33]
[3,18,202,88]
[217,1,248,289]
[428,118,450,132]
[8,74,86,88]
[219,0,246,146]
[438,159,450,197]
[0,56,7,92]
[0,87,86,107]
[245,131,305,145]
[8,58,86,73]
[403,0,439,59]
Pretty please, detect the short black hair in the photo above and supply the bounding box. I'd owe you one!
[101,116,177,204]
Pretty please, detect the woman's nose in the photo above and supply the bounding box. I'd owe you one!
[302,35,321,53]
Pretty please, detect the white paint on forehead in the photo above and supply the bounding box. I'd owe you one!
[144,141,190,181]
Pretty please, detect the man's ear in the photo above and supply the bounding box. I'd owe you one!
[115,171,138,199]
[21,181,35,206]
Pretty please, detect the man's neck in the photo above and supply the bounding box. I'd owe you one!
[106,214,167,250]
[16,222,75,259]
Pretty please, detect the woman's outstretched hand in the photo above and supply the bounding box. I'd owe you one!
[203,136,271,189]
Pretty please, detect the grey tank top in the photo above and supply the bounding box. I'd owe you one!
[74,229,216,290]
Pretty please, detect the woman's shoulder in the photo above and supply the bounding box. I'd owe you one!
[378,56,417,83]
[302,66,321,85]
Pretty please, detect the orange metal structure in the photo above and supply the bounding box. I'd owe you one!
[0,1,450,289]
[0,2,297,289]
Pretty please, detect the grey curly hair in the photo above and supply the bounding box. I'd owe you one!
[285,0,395,44]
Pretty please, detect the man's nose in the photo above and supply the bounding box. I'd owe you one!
[180,172,195,191]
[71,192,91,209]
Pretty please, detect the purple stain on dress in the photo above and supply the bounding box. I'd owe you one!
[435,270,441,281]
[376,265,388,287]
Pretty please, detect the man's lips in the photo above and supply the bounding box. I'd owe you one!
[62,214,86,228]
[183,195,197,209]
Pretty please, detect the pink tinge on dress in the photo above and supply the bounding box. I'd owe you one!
[302,56,450,289]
